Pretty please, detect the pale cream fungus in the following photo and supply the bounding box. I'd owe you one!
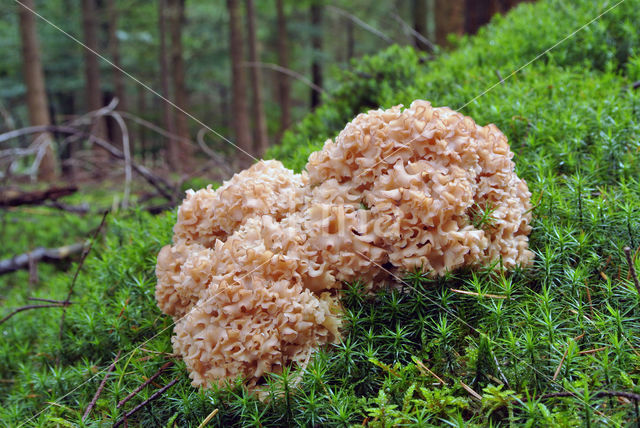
[155,101,534,388]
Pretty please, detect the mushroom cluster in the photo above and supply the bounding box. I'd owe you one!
[156,100,534,388]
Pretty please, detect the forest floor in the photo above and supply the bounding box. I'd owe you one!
[2,0,640,426]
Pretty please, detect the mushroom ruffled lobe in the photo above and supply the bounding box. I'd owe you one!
[155,101,534,390]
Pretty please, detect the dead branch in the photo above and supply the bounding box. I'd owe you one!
[83,351,121,421]
[113,378,179,427]
[117,361,174,408]
[58,212,108,346]
[0,125,177,201]
[45,200,93,215]
[119,111,232,177]
[0,241,87,275]
[327,6,393,43]
[624,247,640,295]
[391,13,436,52]
[0,303,68,326]
[27,297,74,304]
[243,62,327,95]
[540,390,640,402]
[0,186,78,207]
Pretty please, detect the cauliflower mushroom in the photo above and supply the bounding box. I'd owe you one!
[155,100,534,389]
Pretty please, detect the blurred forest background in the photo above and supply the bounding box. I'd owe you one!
[1,0,531,188]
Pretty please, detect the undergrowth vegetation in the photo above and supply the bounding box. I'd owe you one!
[2,0,640,426]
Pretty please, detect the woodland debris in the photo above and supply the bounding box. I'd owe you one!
[623,247,640,295]
[0,242,87,275]
[113,378,179,428]
[117,361,174,408]
[0,186,77,207]
[82,351,121,421]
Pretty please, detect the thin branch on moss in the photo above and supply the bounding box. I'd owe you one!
[0,303,67,326]
[113,378,178,428]
[116,361,174,408]
[196,408,219,428]
[460,380,482,401]
[58,212,108,347]
[82,351,121,421]
[540,390,640,402]
[27,297,74,304]
[624,247,640,295]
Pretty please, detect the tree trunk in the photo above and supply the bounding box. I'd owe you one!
[413,0,429,51]
[81,0,107,145]
[106,0,126,111]
[245,0,268,157]
[309,1,323,110]
[346,17,354,62]
[275,0,290,134]
[137,86,148,162]
[465,0,494,35]
[158,0,177,169]
[435,0,465,47]
[18,0,58,181]
[227,0,253,168]
[168,0,192,171]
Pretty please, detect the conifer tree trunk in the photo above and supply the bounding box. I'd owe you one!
[276,0,291,134]
[435,0,464,47]
[81,0,107,146]
[465,0,494,35]
[18,0,58,181]
[228,0,253,168]
[168,0,192,170]
[158,0,177,169]
[413,0,429,51]
[245,0,268,156]
[309,1,323,110]
[346,18,354,61]
[106,0,125,111]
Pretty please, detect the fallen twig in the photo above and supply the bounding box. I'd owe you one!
[460,380,482,401]
[83,351,121,421]
[0,126,177,201]
[624,247,640,296]
[197,408,219,428]
[449,288,507,299]
[27,297,74,305]
[58,212,108,346]
[540,390,640,402]
[113,378,179,427]
[412,356,446,385]
[0,242,87,275]
[0,303,68,326]
[117,361,174,408]
[0,186,77,207]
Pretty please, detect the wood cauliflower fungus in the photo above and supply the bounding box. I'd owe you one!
[156,100,534,389]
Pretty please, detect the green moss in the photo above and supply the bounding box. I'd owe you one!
[3,0,640,425]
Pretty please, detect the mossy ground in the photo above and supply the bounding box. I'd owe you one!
[2,0,640,426]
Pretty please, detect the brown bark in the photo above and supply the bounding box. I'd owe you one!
[276,0,291,133]
[81,0,107,144]
[413,0,429,51]
[168,0,192,171]
[465,0,494,35]
[227,0,253,167]
[245,0,268,156]
[158,0,177,168]
[309,1,323,110]
[435,0,465,47]
[18,0,58,181]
